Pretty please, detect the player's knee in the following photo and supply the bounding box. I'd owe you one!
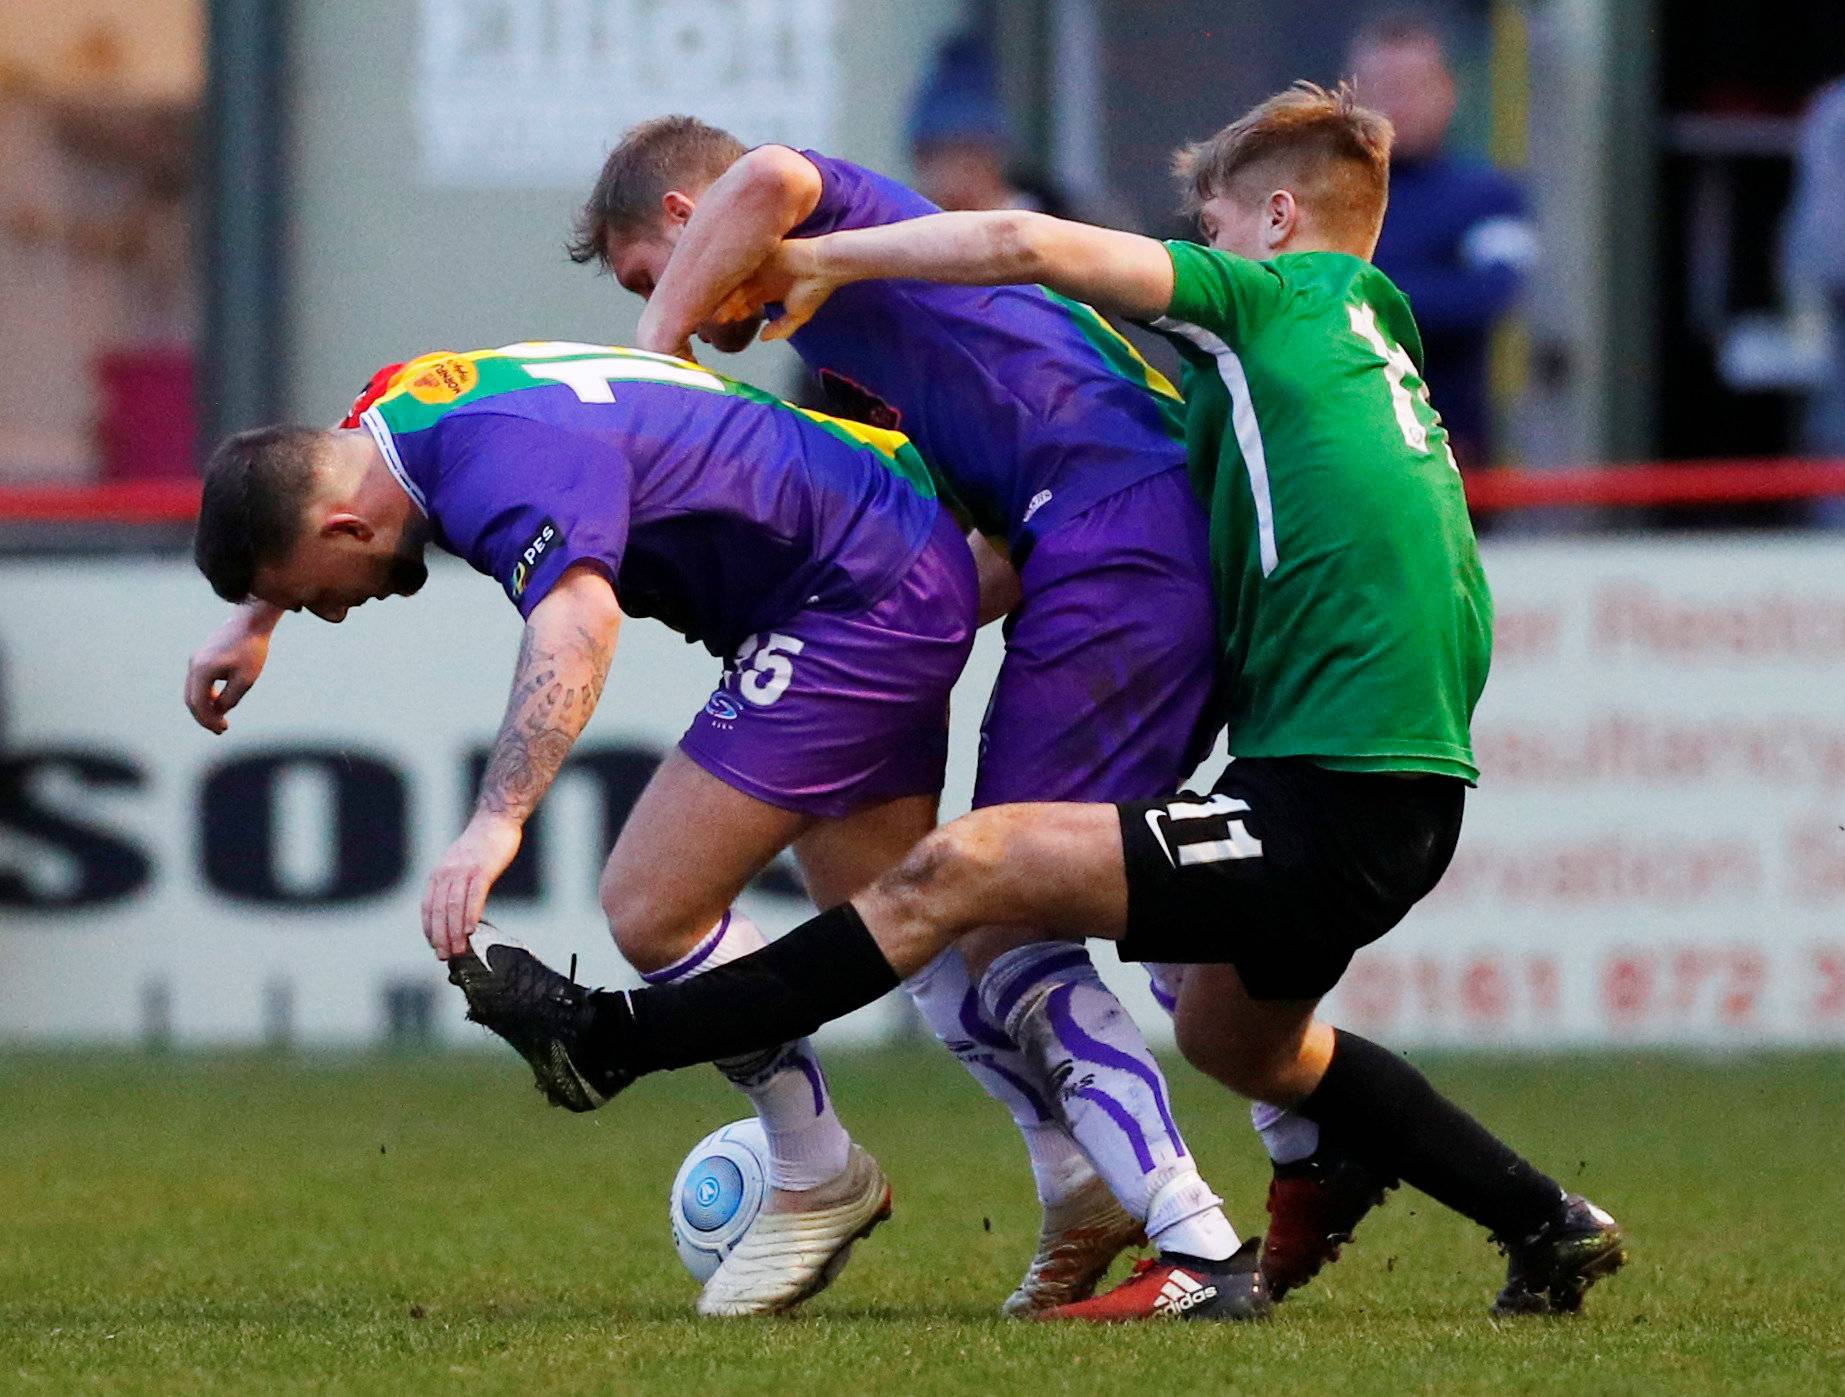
[869,814,1011,959]
[598,874,704,975]
[902,811,1014,901]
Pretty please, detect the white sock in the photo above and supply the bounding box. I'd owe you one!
[1146,1168,1241,1261]
[643,910,851,1191]
[1250,1099,1321,1165]
[904,947,1095,1207]
[1144,963,1186,1017]
[981,944,1238,1261]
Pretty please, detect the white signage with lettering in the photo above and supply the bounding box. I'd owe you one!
[1320,536,1845,1047]
[414,0,838,188]
[3,536,1842,1048]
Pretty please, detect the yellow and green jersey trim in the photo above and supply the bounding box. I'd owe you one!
[366,342,938,499]
[1040,290,1185,438]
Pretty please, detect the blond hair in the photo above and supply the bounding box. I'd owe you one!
[1173,81,1393,245]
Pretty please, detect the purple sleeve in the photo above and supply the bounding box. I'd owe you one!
[783,148,940,238]
[427,414,629,617]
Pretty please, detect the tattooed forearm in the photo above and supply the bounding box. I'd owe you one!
[477,618,617,822]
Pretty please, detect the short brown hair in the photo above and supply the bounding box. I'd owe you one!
[1173,81,1393,244]
[194,426,324,602]
[567,115,746,267]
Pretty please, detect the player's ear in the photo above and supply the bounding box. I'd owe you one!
[1265,190,1299,249]
[322,511,374,543]
[661,190,696,227]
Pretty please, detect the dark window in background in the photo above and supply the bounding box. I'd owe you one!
[1654,2,1845,471]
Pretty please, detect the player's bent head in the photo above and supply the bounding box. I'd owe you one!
[195,426,326,603]
[195,425,428,619]
[568,114,746,275]
[1173,80,1393,260]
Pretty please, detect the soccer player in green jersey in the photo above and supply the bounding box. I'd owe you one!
[449,83,1625,1323]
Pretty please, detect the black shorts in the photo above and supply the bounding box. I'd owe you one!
[1116,757,1465,1001]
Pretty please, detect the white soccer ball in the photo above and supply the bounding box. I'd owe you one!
[669,1117,770,1282]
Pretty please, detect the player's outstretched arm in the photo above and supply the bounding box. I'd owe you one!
[633,145,823,360]
[183,599,283,734]
[422,564,622,959]
[756,211,1176,340]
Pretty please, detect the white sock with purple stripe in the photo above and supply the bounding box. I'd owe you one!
[642,910,851,1192]
[903,947,1095,1207]
[980,944,1238,1262]
[1144,962,1186,1016]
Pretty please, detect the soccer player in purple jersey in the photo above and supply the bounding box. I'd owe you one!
[567,117,1248,1315]
[454,87,1625,1324]
[180,342,981,1316]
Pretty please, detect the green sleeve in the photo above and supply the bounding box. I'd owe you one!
[1161,240,1285,348]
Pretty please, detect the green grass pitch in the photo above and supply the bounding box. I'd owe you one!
[2,1045,1841,1394]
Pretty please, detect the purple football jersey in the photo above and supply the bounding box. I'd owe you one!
[360,344,942,654]
[779,150,1187,553]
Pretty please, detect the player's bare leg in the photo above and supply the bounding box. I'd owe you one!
[601,754,834,1205]
[1143,963,1390,1296]
[1154,963,1389,1296]
[674,790,968,1317]
[595,751,898,1316]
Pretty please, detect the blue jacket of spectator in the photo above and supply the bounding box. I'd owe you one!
[1372,152,1534,465]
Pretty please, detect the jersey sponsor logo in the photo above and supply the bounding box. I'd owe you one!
[703,693,740,722]
[1022,489,1053,524]
[1143,793,1265,867]
[509,518,561,599]
[404,354,480,405]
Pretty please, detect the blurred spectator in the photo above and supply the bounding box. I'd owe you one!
[1784,77,1845,457]
[1352,10,1534,471]
[908,31,1072,217]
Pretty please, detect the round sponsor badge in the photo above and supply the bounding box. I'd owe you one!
[406,354,479,404]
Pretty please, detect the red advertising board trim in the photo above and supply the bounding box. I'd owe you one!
[0,480,203,525]
[1465,459,1845,512]
[1,459,1843,525]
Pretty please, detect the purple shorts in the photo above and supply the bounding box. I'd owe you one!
[680,508,978,819]
[974,467,1218,807]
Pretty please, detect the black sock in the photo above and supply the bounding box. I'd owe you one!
[586,903,899,1075]
[1298,1029,1563,1240]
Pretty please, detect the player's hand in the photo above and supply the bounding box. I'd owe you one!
[749,240,836,342]
[711,285,762,325]
[183,608,277,733]
[422,812,523,960]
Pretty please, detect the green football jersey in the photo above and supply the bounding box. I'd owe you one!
[1156,240,1492,782]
